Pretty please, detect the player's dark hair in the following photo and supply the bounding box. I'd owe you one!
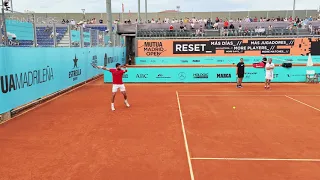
[115,63,121,67]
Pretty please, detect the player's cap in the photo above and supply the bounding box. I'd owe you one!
[115,63,121,67]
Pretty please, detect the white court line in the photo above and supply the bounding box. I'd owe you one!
[191,157,320,162]
[0,76,102,125]
[176,91,195,180]
[179,95,320,97]
[179,91,317,93]
[285,95,320,112]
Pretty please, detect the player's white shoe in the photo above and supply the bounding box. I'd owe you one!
[125,101,130,107]
[111,104,115,111]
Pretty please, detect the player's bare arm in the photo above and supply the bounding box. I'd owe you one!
[97,66,110,71]
[122,65,128,72]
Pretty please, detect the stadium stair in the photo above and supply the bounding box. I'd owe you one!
[57,31,70,47]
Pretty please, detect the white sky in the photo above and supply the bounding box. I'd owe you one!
[11,0,320,13]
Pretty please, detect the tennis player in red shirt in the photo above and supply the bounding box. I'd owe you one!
[97,63,130,111]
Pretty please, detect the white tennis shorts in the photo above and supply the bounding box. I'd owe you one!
[265,72,274,80]
[112,84,126,92]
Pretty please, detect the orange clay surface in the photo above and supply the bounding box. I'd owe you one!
[1,78,320,180]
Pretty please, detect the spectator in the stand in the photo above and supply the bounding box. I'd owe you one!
[179,22,184,31]
[183,25,187,30]
[70,19,76,25]
[151,19,156,23]
[215,17,220,23]
[44,25,51,32]
[99,18,103,24]
[223,20,229,29]
[213,22,219,29]
[169,25,174,31]
[229,23,235,29]
[128,56,132,65]
[62,19,66,24]
[190,22,195,29]
[309,23,313,34]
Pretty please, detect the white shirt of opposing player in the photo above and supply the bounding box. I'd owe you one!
[265,63,275,74]
[265,63,275,80]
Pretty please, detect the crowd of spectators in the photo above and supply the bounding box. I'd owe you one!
[126,15,320,37]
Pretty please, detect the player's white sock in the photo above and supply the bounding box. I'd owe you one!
[124,100,130,107]
[111,103,115,111]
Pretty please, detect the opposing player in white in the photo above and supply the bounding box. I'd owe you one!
[265,58,275,89]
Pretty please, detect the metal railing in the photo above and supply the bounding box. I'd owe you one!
[136,27,320,38]
[0,22,125,47]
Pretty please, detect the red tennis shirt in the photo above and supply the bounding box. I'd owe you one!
[109,69,125,84]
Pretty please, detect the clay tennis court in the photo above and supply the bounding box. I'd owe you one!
[1,78,320,180]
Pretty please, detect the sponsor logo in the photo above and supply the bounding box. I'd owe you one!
[274,74,279,78]
[173,41,209,54]
[140,41,166,57]
[180,60,188,63]
[91,55,98,67]
[156,74,171,79]
[287,74,305,77]
[104,53,118,64]
[140,60,147,62]
[193,73,209,78]
[217,73,231,78]
[192,60,200,62]
[104,53,108,66]
[0,66,54,94]
[217,60,224,62]
[151,60,156,63]
[178,72,186,80]
[69,55,82,81]
[123,74,128,78]
[245,72,258,78]
[136,74,148,78]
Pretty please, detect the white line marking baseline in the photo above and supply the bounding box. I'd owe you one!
[285,95,320,112]
[176,91,195,180]
[191,158,320,162]
[179,95,320,97]
[178,91,318,93]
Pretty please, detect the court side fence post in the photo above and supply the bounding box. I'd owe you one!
[68,24,71,47]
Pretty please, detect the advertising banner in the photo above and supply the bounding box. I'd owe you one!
[135,55,320,65]
[104,66,320,83]
[137,38,320,57]
[0,47,126,114]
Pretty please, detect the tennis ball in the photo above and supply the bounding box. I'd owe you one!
[233,106,236,109]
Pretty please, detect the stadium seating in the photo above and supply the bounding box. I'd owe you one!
[36,27,68,47]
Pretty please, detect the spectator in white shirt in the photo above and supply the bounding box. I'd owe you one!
[309,23,313,34]
[213,22,219,29]
[190,22,195,29]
